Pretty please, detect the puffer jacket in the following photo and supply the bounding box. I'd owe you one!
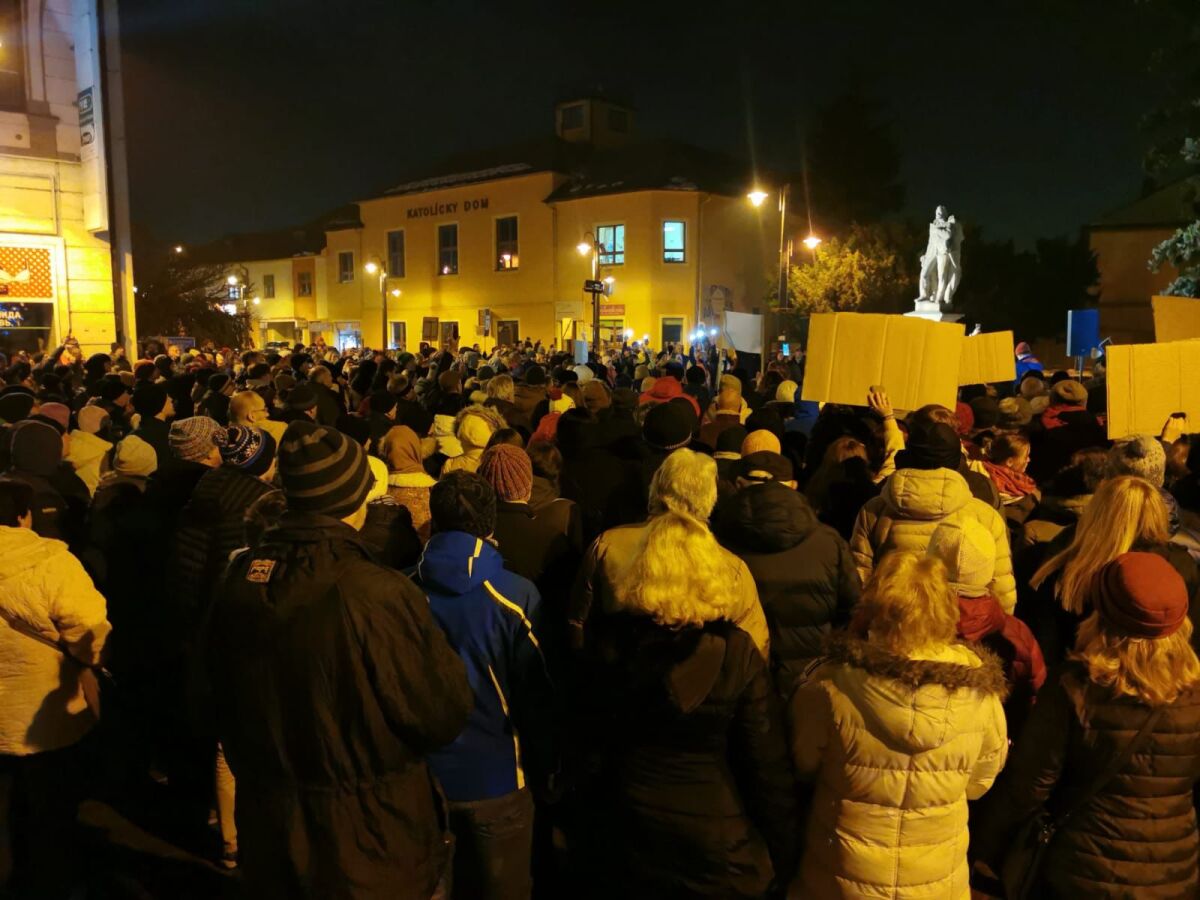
[791,634,1008,900]
[66,429,112,495]
[573,614,796,898]
[851,467,1017,611]
[975,662,1200,899]
[716,482,861,696]
[0,526,110,755]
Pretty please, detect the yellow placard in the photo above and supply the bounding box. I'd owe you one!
[1152,295,1200,343]
[959,331,1016,385]
[801,312,965,411]
[1106,339,1200,439]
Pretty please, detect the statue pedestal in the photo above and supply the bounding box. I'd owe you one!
[906,299,963,324]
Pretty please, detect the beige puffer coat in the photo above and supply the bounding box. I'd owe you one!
[850,467,1017,612]
[790,635,1008,899]
[0,526,111,755]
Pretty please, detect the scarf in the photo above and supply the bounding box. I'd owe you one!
[983,460,1037,499]
[1041,403,1088,430]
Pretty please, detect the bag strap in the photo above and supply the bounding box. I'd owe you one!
[0,608,114,682]
[1056,704,1165,828]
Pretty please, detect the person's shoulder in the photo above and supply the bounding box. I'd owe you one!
[483,569,539,610]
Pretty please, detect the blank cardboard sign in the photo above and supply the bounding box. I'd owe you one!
[1106,340,1200,439]
[801,312,964,411]
[1152,295,1200,343]
[959,331,1016,385]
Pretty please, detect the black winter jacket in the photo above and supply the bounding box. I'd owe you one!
[975,662,1200,898]
[203,514,473,900]
[717,482,862,696]
[573,614,797,899]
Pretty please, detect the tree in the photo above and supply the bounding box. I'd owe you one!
[805,86,905,232]
[776,223,919,326]
[135,261,254,349]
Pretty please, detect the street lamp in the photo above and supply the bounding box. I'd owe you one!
[173,245,184,255]
[578,231,610,353]
[364,257,389,350]
[747,189,769,208]
[803,235,822,251]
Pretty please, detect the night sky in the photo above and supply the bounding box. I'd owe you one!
[117,0,1168,249]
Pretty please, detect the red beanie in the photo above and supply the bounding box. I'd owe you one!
[1094,552,1188,639]
[478,443,533,502]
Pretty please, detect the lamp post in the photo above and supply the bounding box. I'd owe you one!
[364,258,388,351]
[226,267,259,347]
[576,232,609,354]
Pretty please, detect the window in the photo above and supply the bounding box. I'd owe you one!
[296,270,313,297]
[661,317,684,347]
[438,224,458,275]
[227,284,242,301]
[663,220,686,263]
[262,274,275,298]
[338,251,355,283]
[496,319,520,345]
[387,230,406,278]
[495,216,519,270]
[390,321,406,351]
[608,108,629,133]
[0,2,23,111]
[439,321,459,346]
[596,224,625,266]
[599,318,625,343]
[561,103,584,130]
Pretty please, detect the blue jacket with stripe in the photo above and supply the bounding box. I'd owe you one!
[413,530,556,802]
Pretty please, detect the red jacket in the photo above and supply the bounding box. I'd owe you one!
[957,594,1047,700]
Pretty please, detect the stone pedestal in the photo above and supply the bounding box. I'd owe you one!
[905,299,964,324]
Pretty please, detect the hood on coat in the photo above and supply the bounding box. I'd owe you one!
[0,525,68,582]
[67,430,111,467]
[717,481,819,553]
[417,530,505,596]
[956,595,1007,642]
[882,467,972,521]
[818,633,1008,753]
[432,414,463,457]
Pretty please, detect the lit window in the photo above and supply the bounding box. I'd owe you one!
[387,230,406,278]
[495,216,519,270]
[438,224,458,275]
[296,271,313,297]
[338,251,354,283]
[663,220,685,263]
[596,224,625,266]
[561,103,584,130]
[262,274,275,298]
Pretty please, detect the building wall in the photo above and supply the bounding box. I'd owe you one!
[1090,226,1179,344]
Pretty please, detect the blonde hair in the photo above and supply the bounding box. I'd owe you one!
[486,374,515,403]
[1071,612,1200,706]
[1032,476,1170,614]
[614,449,740,627]
[858,552,959,656]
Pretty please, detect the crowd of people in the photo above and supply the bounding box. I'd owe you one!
[1,332,1199,899]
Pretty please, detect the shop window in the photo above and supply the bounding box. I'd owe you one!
[390,321,406,351]
[387,230,406,278]
[661,317,684,347]
[262,274,275,298]
[663,220,685,263]
[495,216,519,270]
[338,251,354,283]
[296,270,313,297]
[438,224,458,275]
[0,2,24,112]
[597,224,625,266]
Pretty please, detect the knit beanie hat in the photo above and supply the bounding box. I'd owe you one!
[207,373,231,394]
[10,420,62,475]
[714,424,749,455]
[287,382,317,412]
[1094,551,1188,638]
[478,443,534,502]
[741,429,782,456]
[77,405,109,435]
[524,365,546,386]
[775,380,798,403]
[970,396,999,429]
[1107,435,1166,488]
[113,435,158,477]
[221,425,277,477]
[926,520,995,598]
[430,470,497,537]
[278,421,373,519]
[38,401,70,432]
[997,397,1033,429]
[132,382,168,417]
[0,389,34,423]
[99,379,129,403]
[643,401,696,451]
[895,421,961,471]
[738,450,794,483]
[168,415,226,463]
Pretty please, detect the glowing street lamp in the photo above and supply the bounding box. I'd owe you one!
[226,274,239,286]
[576,240,592,256]
[747,189,769,208]
[364,261,379,276]
[390,288,401,298]
[803,235,822,251]
[173,245,184,254]
[365,257,390,349]
[603,275,615,285]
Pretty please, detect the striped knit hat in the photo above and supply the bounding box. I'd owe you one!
[278,420,372,519]
[169,416,226,463]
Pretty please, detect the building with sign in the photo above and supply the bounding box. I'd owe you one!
[0,0,134,359]
[207,97,788,352]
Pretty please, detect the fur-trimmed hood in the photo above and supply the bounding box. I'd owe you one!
[810,632,1008,755]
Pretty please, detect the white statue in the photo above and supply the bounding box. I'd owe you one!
[917,205,963,309]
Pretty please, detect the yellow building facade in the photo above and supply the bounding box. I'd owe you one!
[222,98,785,353]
